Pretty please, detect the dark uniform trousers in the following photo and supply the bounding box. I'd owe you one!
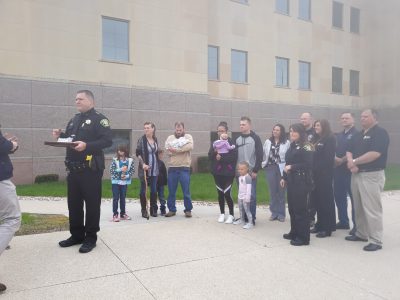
[313,171,336,232]
[287,182,310,243]
[67,169,103,243]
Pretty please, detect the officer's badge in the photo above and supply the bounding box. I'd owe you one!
[85,120,91,125]
[303,144,313,151]
[100,119,110,127]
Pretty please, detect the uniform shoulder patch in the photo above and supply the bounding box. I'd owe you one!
[100,119,110,127]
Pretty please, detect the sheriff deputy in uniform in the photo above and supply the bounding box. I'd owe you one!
[53,90,112,253]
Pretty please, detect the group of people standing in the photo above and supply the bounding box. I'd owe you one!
[209,110,390,251]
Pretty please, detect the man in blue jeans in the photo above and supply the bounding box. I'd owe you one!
[334,112,357,235]
[164,122,194,218]
[235,117,263,225]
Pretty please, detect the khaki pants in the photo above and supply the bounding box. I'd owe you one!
[351,170,385,245]
[0,180,21,254]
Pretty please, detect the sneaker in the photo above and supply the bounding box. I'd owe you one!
[233,218,242,225]
[120,213,131,220]
[225,215,234,224]
[243,223,254,229]
[185,211,192,218]
[112,214,120,222]
[218,214,225,223]
[269,215,277,221]
[0,283,6,293]
[277,216,285,222]
[165,211,176,217]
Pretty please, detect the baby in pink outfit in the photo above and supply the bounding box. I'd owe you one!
[213,133,236,154]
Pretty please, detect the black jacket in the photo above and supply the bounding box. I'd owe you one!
[157,159,168,186]
[136,135,159,179]
[208,137,238,177]
[283,142,314,189]
[313,134,336,176]
[61,108,112,166]
[0,131,14,181]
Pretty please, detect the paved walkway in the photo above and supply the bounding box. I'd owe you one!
[1,192,400,299]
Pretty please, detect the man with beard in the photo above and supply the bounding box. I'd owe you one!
[235,117,263,225]
[164,122,194,218]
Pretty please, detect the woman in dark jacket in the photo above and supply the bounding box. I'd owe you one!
[280,123,313,246]
[208,121,238,224]
[136,122,159,218]
[311,119,337,238]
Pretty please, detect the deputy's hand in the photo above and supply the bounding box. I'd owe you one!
[334,156,342,167]
[350,165,359,174]
[280,179,286,188]
[52,129,62,139]
[73,141,87,152]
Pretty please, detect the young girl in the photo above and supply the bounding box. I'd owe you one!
[233,161,253,229]
[110,145,135,222]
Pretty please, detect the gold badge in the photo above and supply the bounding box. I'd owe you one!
[100,119,110,127]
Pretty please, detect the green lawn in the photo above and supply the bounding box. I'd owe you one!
[16,164,400,204]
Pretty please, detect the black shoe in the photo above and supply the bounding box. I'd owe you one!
[336,222,350,230]
[79,241,96,253]
[310,227,319,234]
[283,233,295,240]
[345,235,368,242]
[141,209,149,219]
[160,209,166,216]
[151,208,158,217]
[349,227,356,236]
[363,243,382,252]
[290,238,309,246]
[316,231,332,238]
[0,283,6,293]
[59,237,84,248]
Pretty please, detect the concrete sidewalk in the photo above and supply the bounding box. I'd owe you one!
[1,192,400,299]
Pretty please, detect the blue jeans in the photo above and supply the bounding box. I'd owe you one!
[140,176,158,196]
[167,167,192,212]
[158,185,166,211]
[112,184,127,215]
[333,169,355,227]
[265,165,286,218]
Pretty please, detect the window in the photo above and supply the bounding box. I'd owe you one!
[208,46,219,80]
[102,17,129,62]
[350,7,360,34]
[104,129,131,155]
[276,57,289,87]
[299,61,311,90]
[231,50,248,83]
[350,70,359,96]
[299,0,311,21]
[276,0,289,15]
[332,1,343,29]
[332,67,343,93]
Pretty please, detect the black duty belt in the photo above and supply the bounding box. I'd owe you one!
[65,161,89,172]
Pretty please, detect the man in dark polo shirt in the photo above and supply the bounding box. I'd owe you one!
[334,112,358,234]
[345,109,389,251]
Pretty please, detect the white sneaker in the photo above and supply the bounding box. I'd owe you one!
[225,215,234,224]
[243,223,254,229]
[233,218,242,225]
[218,214,225,223]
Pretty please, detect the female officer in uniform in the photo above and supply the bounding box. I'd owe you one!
[280,123,313,246]
[311,119,336,238]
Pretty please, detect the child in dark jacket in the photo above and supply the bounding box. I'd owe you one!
[157,149,168,215]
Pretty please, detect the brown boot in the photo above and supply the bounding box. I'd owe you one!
[165,211,176,217]
[140,194,149,219]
